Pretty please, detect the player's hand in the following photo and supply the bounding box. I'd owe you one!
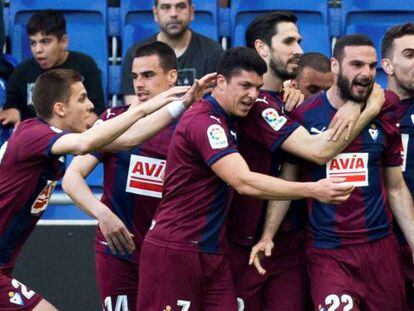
[249,238,274,275]
[129,86,191,109]
[365,83,385,117]
[309,178,354,204]
[182,72,217,108]
[283,87,304,112]
[97,208,135,255]
[0,108,20,126]
[328,101,361,141]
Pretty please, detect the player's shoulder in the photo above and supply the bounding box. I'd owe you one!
[99,106,128,121]
[290,92,324,120]
[184,99,228,130]
[14,118,61,142]
[381,90,400,112]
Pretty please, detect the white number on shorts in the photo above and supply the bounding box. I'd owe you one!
[103,295,128,311]
[0,141,8,164]
[177,299,191,311]
[11,279,35,299]
[237,297,245,311]
[325,294,354,311]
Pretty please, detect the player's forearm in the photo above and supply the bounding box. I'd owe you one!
[62,171,105,219]
[261,200,291,241]
[310,107,377,164]
[388,185,414,251]
[102,107,175,152]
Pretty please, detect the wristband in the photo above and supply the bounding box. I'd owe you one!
[167,100,186,119]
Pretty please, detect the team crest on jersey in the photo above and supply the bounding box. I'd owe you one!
[9,292,24,306]
[326,153,369,187]
[262,108,287,132]
[31,180,57,215]
[401,134,409,172]
[368,124,378,141]
[126,155,166,198]
[207,124,228,149]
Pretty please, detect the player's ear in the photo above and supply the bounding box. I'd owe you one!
[255,39,269,60]
[381,58,394,75]
[53,101,66,117]
[331,57,339,75]
[216,74,227,91]
[168,69,178,86]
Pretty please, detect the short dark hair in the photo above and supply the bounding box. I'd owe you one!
[245,11,297,49]
[297,52,331,77]
[217,47,267,80]
[33,69,82,120]
[27,9,66,39]
[154,0,192,6]
[333,34,375,62]
[134,41,178,72]
[381,23,414,59]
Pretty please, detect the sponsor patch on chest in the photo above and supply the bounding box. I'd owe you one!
[262,108,287,131]
[326,153,369,187]
[126,155,166,198]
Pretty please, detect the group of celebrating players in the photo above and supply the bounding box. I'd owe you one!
[0,5,413,311]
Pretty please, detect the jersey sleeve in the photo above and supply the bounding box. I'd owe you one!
[186,116,238,167]
[242,101,300,152]
[381,93,403,167]
[18,126,67,160]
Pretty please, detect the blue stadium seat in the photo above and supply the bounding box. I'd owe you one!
[230,0,331,56]
[9,0,109,96]
[340,0,414,85]
[64,154,104,193]
[120,0,219,57]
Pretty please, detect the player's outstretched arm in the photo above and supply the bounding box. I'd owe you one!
[249,162,298,275]
[385,167,414,259]
[282,84,385,165]
[102,73,217,152]
[62,155,135,255]
[50,90,178,155]
[211,152,353,202]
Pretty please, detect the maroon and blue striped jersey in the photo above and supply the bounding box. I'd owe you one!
[291,91,402,249]
[228,90,304,246]
[0,118,66,271]
[145,96,238,254]
[93,107,175,263]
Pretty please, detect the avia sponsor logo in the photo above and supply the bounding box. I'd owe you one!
[31,180,57,215]
[401,134,409,172]
[126,155,166,198]
[326,153,369,187]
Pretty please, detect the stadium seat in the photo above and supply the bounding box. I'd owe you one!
[9,0,109,97]
[230,0,331,56]
[64,154,104,193]
[120,0,219,57]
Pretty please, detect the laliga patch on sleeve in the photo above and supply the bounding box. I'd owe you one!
[207,124,228,149]
[262,108,287,131]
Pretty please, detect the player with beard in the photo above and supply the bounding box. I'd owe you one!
[121,0,223,105]
[252,34,414,310]
[381,23,414,311]
[228,12,385,310]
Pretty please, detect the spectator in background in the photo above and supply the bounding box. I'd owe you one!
[291,52,334,99]
[0,9,105,126]
[121,0,223,105]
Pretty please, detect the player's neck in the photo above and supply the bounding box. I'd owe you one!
[157,30,192,58]
[326,86,347,110]
[262,71,283,92]
[387,79,414,101]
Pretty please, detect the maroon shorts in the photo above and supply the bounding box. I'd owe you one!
[136,241,238,311]
[230,230,309,311]
[0,271,42,310]
[307,235,405,311]
[400,243,414,311]
[95,251,139,311]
